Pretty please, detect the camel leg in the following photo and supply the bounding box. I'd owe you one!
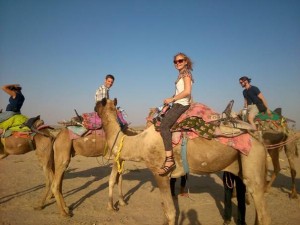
[107,162,125,210]
[266,148,281,193]
[51,142,72,217]
[34,164,54,210]
[117,169,126,206]
[284,144,298,199]
[34,140,55,210]
[0,153,8,159]
[241,141,271,225]
[52,159,70,216]
[152,173,176,225]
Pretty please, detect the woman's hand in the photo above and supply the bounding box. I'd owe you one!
[164,97,174,105]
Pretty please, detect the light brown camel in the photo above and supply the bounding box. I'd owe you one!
[95,98,271,225]
[0,118,55,210]
[259,123,299,198]
[51,124,142,216]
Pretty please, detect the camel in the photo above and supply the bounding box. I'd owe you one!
[95,98,271,225]
[257,121,300,198]
[51,122,142,216]
[0,118,55,210]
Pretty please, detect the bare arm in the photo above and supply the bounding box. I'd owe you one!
[258,92,272,115]
[2,84,20,98]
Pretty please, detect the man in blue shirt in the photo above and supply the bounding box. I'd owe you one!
[239,76,271,130]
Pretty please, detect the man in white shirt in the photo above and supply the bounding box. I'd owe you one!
[95,74,115,102]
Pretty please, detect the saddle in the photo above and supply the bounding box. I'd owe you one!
[151,100,253,140]
[0,114,47,138]
[61,109,128,139]
[254,107,291,134]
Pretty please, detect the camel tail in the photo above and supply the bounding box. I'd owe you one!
[264,151,269,188]
[295,141,299,158]
[49,137,55,172]
[293,131,300,158]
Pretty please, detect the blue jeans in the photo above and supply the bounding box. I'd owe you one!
[0,111,19,123]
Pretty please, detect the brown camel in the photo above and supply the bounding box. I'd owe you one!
[96,98,271,225]
[0,118,55,210]
[51,123,142,216]
[258,123,300,198]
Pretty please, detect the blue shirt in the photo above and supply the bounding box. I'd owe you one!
[242,85,261,105]
[6,91,25,113]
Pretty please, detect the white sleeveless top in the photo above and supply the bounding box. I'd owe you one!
[174,70,193,106]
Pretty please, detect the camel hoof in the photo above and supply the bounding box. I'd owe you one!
[107,204,118,211]
[289,192,298,199]
[118,200,127,207]
[34,205,44,211]
[62,213,72,218]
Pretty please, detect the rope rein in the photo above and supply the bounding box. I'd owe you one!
[263,132,299,149]
[95,129,122,166]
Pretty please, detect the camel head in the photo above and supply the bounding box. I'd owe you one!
[95,98,119,126]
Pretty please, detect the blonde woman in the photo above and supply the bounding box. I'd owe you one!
[158,53,194,176]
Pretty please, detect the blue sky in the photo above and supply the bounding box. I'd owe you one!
[1,0,300,129]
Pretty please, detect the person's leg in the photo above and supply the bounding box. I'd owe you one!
[170,178,176,196]
[236,176,246,225]
[223,172,234,224]
[158,104,189,175]
[0,111,17,123]
[247,105,259,130]
[179,174,187,193]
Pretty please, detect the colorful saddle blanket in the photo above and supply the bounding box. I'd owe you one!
[255,111,280,121]
[151,102,251,155]
[0,114,30,132]
[82,112,102,130]
[67,126,105,140]
[153,103,220,139]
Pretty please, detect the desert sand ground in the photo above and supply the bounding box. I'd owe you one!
[1,143,300,225]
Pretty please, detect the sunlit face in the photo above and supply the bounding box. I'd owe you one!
[173,55,187,71]
[105,78,114,88]
[239,80,247,88]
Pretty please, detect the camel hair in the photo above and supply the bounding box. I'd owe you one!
[95,98,271,225]
[0,118,55,210]
[51,120,141,216]
[260,126,299,198]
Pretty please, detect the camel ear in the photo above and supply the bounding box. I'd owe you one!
[94,99,107,112]
[102,98,107,106]
[114,98,117,106]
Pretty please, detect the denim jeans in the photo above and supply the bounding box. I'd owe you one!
[160,103,189,151]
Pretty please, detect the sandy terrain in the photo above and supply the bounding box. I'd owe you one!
[1,146,300,225]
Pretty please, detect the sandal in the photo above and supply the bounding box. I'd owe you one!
[158,156,176,176]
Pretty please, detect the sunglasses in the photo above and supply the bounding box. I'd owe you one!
[173,59,185,64]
